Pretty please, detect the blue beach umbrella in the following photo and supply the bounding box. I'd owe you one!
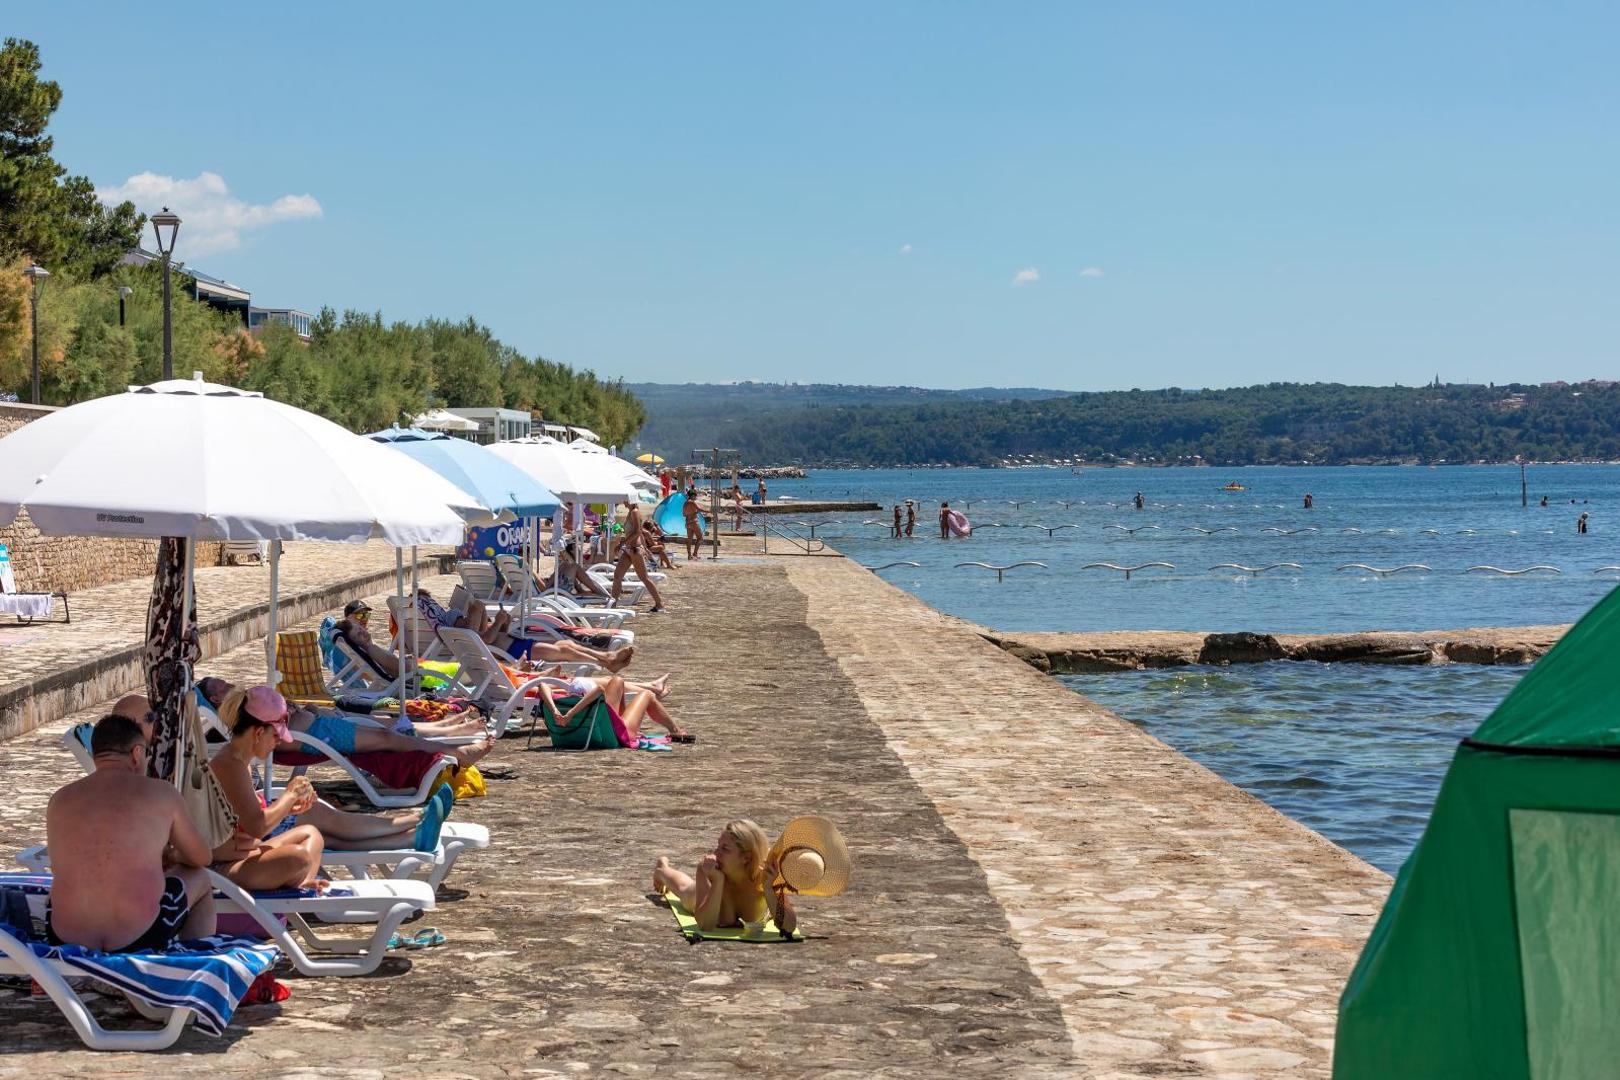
[367,427,559,518]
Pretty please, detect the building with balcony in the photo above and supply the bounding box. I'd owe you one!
[249,307,313,342]
[445,407,532,444]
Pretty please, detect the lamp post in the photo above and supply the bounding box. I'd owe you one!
[23,264,49,405]
[117,285,133,327]
[150,207,182,380]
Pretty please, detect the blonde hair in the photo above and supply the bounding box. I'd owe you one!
[723,819,770,885]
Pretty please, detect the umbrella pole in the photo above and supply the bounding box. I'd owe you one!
[396,548,406,680]
[266,540,281,687]
[604,500,614,563]
[178,537,195,790]
[409,547,420,703]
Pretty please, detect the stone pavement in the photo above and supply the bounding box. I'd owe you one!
[0,552,1390,1077]
[781,557,1391,1077]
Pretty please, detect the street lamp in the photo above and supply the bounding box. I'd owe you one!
[22,264,49,405]
[117,285,133,328]
[150,207,182,380]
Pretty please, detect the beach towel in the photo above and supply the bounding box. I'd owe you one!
[0,874,280,1036]
[273,747,447,791]
[665,896,803,943]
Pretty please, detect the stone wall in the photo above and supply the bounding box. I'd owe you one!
[0,404,223,594]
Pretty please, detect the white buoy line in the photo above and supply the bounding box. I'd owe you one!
[1081,562,1176,579]
[1336,563,1433,576]
[953,560,1047,582]
[1465,565,1562,576]
[862,561,922,571]
[1209,563,1304,576]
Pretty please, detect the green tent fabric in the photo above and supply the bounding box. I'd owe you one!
[1334,584,1620,1079]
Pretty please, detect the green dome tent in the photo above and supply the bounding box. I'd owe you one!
[1335,585,1620,1079]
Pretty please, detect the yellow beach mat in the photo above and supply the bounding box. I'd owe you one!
[666,896,803,943]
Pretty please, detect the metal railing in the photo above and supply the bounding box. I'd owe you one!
[741,507,825,554]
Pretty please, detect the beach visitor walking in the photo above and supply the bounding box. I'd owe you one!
[939,502,952,539]
[905,501,916,538]
[612,500,666,612]
[683,485,703,559]
[893,504,902,539]
[1133,491,1145,511]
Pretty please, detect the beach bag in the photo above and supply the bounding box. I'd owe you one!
[543,695,618,750]
[447,764,486,799]
[180,698,239,849]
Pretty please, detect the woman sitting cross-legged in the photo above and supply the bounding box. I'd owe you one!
[539,671,695,744]
[207,689,456,893]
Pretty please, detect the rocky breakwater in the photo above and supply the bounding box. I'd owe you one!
[986,625,1570,673]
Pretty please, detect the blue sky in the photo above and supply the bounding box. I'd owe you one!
[12,3,1618,390]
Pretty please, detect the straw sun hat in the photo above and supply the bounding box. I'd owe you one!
[769,816,850,897]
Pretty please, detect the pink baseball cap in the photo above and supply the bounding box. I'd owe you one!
[244,685,291,742]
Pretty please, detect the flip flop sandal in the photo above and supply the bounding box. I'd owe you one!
[672,733,697,744]
[388,928,446,950]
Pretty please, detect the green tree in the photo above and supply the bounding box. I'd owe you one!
[0,39,143,278]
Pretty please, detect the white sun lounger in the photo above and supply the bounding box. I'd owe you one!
[56,724,486,888]
[9,858,432,978]
[436,627,593,737]
[0,923,222,1050]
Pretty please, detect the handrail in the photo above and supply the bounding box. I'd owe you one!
[742,507,826,554]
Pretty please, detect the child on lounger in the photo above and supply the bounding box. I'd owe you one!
[652,820,795,933]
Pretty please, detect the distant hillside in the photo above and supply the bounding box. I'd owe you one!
[631,381,1620,467]
[629,381,1072,458]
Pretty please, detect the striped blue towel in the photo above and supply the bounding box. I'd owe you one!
[0,873,280,1036]
[32,935,281,1036]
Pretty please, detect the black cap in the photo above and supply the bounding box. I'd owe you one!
[343,600,372,616]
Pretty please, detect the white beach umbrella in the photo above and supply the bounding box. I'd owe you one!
[0,377,483,544]
[0,376,485,781]
[486,436,638,502]
[413,408,480,433]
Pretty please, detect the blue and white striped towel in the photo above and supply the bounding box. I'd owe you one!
[0,873,281,1036]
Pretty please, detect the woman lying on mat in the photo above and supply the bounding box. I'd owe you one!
[653,820,795,934]
[210,687,445,872]
[538,672,693,743]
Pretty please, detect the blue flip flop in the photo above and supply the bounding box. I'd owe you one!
[413,792,448,852]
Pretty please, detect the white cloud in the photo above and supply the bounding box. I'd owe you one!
[899,243,912,255]
[97,171,322,257]
[1012,267,1040,286]
[1079,266,1105,278]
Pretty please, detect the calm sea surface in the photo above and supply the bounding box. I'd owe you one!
[769,465,1615,870]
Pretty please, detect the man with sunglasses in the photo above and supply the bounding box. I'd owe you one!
[44,714,217,951]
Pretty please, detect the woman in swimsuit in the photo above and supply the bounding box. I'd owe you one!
[210,688,433,876]
[538,670,693,743]
[652,820,796,933]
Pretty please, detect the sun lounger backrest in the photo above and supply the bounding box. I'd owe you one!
[436,627,511,707]
[333,631,395,689]
[458,561,502,602]
[275,631,331,702]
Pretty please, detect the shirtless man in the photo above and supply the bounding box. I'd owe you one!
[610,501,665,612]
[45,714,217,951]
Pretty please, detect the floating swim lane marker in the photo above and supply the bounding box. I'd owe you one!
[1183,526,1237,535]
[1104,524,1161,536]
[1262,527,1319,536]
[1336,563,1432,577]
[953,560,1045,582]
[1022,523,1080,537]
[1209,563,1304,576]
[1082,561,1175,580]
[1466,565,1561,576]
[863,561,922,572]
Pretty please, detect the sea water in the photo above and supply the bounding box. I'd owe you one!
[767,464,1614,870]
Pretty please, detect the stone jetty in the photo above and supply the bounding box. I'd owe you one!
[986,625,1568,673]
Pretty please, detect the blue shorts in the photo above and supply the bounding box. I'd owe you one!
[304,714,358,755]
